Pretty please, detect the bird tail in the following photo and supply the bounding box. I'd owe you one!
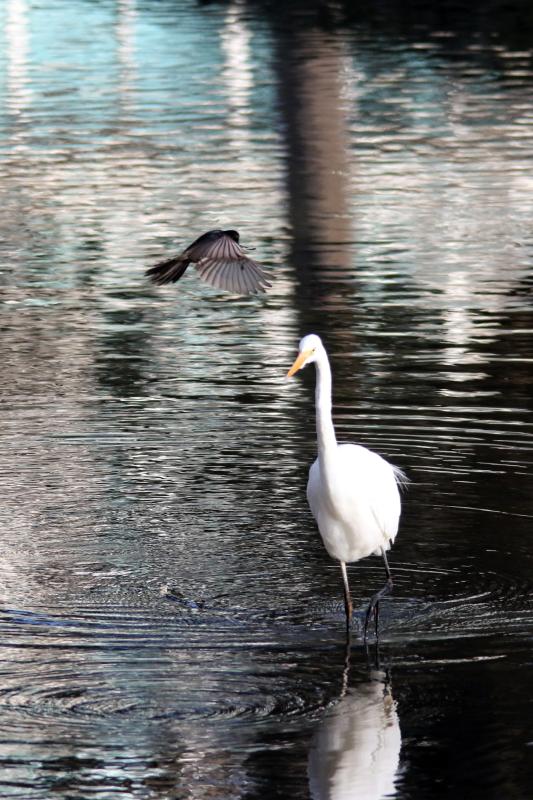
[146,256,189,285]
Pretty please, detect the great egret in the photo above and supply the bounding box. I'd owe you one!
[146,229,270,294]
[287,334,406,638]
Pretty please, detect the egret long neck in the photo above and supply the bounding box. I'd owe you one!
[315,353,337,458]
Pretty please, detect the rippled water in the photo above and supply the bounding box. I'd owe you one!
[1,0,533,797]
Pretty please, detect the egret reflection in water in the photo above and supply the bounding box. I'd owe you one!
[309,667,401,800]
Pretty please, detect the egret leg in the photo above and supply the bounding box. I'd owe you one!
[363,551,393,641]
[340,561,352,631]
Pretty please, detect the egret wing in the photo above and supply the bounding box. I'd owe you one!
[337,445,402,550]
[361,453,402,548]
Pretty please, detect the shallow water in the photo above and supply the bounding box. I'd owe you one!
[1,0,533,797]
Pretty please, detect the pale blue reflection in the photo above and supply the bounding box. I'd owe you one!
[0,0,285,280]
[5,0,31,115]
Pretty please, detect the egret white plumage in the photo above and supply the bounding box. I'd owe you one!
[287,334,406,638]
[146,229,270,294]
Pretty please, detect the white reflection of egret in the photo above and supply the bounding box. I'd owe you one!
[308,672,401,800]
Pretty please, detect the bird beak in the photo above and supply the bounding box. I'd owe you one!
[287,349,313,378]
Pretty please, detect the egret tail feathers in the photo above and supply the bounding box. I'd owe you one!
[392,464,409,491]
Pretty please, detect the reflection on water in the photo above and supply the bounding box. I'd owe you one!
[5,0,31,115]
[1,0,533,797]
[276,24,353,273]
[309,669,401,800]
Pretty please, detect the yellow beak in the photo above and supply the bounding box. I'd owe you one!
[287,349,313,378]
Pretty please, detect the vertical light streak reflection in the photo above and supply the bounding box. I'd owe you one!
[6,0,31,117]
[101,0,145,267]
[117,0,137,111]
[220,0,253,150]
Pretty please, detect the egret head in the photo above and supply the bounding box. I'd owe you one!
[287,334,323,377]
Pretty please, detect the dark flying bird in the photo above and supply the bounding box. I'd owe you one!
[145,229,271,294]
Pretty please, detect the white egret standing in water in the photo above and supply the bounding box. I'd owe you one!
[287,334,406,638]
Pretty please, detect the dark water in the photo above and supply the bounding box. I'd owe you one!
[1,0,533,797]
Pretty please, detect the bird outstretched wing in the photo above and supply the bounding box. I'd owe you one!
[146,230,270,294]
[193,233,270,294]
[195,255,270,294]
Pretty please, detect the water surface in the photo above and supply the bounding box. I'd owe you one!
[0,1,532,797]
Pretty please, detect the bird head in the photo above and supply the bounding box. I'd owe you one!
[287,334,323,377]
